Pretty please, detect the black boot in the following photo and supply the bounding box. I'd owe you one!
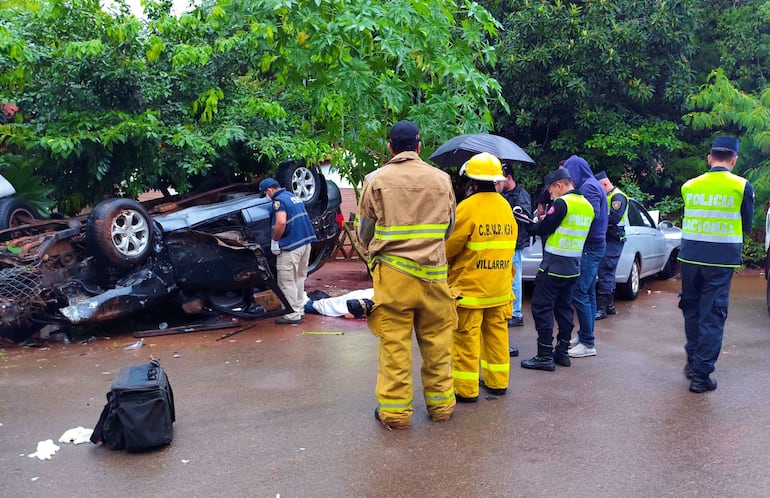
[521,355,555,371]
[606,294,617,315]
[689,374,717,393]
[554,338,571,367]
[595,294,608,320]
[346,298,374,318]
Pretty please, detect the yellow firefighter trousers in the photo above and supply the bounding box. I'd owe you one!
[367,263,457,427]
[453,305,510,398]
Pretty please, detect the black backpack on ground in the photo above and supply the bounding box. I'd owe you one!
[91,359,175,451]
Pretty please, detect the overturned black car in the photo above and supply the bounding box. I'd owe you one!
[0,162,342,341]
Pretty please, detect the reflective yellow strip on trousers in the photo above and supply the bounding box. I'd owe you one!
[374,254,448,280]
[378,397,413,413]
[458,293,511,307]
[453,369,479,381]
[424,388,455,406]
[374,223,449,240]
[480,359,510,372]
[465,240,517,251]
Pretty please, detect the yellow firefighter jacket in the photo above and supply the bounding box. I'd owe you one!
[446,192,518,308]
[356,151,456,281]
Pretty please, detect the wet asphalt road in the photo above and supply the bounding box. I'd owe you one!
[3,261,770,498]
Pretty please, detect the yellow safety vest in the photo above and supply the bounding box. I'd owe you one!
[545,193,594,258]
[679,170,747,267]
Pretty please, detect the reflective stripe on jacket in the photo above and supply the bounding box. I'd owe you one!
[356,151,456,281]
[607,187,628,227]
[541,193,594,277]
[446,192,517,309]
[679,170,747,268]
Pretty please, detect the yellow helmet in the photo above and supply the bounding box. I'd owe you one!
[459,152,506,182]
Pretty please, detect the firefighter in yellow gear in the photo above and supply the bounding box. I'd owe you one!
[356,121,457,430]
[446,152,518,402]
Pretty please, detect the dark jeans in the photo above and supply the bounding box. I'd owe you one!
[679,262,734,376]
[573,246,605,348]
[531,271,577,356]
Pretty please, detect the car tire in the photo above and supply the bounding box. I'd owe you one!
[617,259,640,300]
[87,198,154,269]
[276,160,321,205]
[0,197,38,229]
[658,249,680,279]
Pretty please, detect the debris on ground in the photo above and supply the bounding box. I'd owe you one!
[28,439,60,460]
[59,427,93,445]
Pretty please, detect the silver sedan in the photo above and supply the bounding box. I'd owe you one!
[520,199,681,299]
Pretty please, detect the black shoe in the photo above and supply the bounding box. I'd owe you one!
[689,375,717,393]
[554,353,571,367]
[606,304,617,315]
[509,347,519,357]
[520,355,555,371]
[683,363,693,379]
[346,298,374,318]
[480,380,507,396]
[275,316,302,325]
[374,407,381,422]
[595,309,607,320]
[456,394,479,403]
[508,316,524,327]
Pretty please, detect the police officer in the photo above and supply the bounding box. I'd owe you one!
[446,153,517,402]
[594,171,628,320]
[260,177,317,325]
[520,168,594,371]
[356,120,457,429]
[678,136,754,393]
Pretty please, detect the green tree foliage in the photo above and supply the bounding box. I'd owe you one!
[0,0,504,209]
[684,68,770,228]
[487,0,699,188]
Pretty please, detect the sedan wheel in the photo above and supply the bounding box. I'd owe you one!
[617,259,640,300]
[87,198,154,269]
[276,160,321,205]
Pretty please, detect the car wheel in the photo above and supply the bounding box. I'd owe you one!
[658,249,680,279]
[87,198,154,269]
[617,259,640,300]
[276,160,321,205]
[0,197,38,229]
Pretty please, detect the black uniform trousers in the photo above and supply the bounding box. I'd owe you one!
[597,237,625,295]
[530,270,577,356]
[678,262,734,376]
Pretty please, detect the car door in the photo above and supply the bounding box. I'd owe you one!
[623,199,667,278]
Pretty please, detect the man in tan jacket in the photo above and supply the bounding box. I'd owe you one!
[356,121,457,430]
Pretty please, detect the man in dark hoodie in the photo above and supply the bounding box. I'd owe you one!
[562,155,608,358]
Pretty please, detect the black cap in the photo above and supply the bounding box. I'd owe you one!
[595,170,608,181]
[389,120,420,152]
[711,136,739,154]
[544,168,571,186]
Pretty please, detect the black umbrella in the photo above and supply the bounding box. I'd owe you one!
[429,133,535,167]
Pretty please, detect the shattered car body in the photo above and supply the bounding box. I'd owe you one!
[0,172,342,340]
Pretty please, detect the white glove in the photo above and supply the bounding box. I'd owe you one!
[28,439,60,460]
[271,239,281,255]
[59,426,94,445]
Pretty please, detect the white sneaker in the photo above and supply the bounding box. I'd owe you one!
[568,343,597,358]
[569,335,579,348]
